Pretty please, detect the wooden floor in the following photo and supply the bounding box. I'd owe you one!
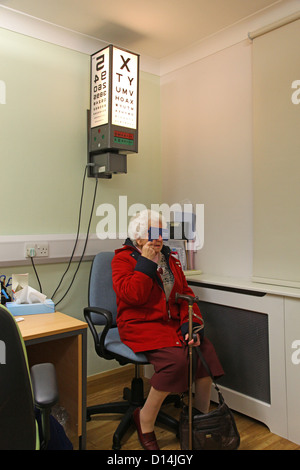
[85,365,300,451]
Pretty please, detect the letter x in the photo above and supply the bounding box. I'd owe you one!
[120,55,130,72]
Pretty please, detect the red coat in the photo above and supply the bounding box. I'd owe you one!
[111,240,204,353]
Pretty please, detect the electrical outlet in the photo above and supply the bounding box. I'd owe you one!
[25,243,49,258]
[35,243,49,257]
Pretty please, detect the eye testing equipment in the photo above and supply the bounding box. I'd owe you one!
[88,45,140,178]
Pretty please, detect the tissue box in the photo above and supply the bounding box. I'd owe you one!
[6,299,55,316]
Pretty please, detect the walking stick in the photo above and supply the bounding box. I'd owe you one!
[175,293,199,451]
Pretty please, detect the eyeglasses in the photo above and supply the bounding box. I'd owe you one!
[148,227,169,241]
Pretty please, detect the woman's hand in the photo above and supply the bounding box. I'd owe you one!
[141,241,157,261]
[185,333,200,347]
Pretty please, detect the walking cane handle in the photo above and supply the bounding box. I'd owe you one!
[175,292,199,305]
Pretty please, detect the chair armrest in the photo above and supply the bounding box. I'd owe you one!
[30,363,59,449]
[84,306,113,359]
[30,363,59,409]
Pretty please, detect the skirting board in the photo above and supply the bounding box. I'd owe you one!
[87,364,136,396]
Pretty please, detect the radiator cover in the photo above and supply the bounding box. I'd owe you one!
[198,301,271,404]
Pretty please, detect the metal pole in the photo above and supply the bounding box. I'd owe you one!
[188,303,193,450]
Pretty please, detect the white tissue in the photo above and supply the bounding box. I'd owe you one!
[14,286,47,304]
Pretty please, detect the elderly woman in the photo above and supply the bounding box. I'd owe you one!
[111,209,223,450]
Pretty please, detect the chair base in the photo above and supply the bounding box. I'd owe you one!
[87,376,180,450]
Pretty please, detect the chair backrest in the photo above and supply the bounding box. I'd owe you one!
[88,251,118,326]
[0,305,37,450]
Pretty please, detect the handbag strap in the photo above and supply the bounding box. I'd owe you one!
[193,346,221,394]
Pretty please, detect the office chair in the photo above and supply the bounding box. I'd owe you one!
[0,305,59,450]
[84,251,180,450]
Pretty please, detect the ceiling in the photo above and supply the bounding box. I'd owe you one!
[0,0,286,59]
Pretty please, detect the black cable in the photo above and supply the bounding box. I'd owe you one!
[30,256,42,293]
[54,175,98,308]
[51,164,88,300]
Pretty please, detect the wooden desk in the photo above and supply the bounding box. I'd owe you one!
[17,312,88,449]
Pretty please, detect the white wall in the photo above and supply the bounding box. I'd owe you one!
[161,40,253,278]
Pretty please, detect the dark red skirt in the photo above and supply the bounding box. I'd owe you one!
[144,337,224,393]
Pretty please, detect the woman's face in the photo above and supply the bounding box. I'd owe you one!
[136,222,163,253]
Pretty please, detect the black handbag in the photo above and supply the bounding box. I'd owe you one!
[179,346,240,450]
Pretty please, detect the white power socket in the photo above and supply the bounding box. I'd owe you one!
[25,243,49,258]
[36,243,49,257]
